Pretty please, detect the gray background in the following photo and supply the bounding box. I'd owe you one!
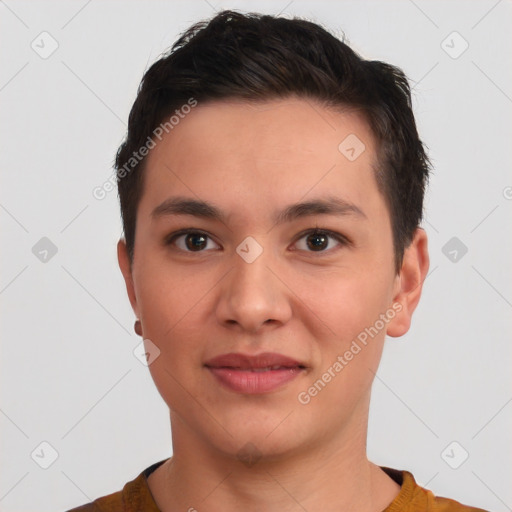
[1,1,511,510]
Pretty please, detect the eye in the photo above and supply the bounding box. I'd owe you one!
[165,228,349,254]
[293,228,348,253]
[166,230,220,252]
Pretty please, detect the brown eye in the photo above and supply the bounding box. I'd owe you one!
[294,229,347,253]
[306,232,329,251]
[184,233,208,251]
[166,230,219,252]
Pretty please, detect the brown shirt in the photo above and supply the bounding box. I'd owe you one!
[66,459,489,512]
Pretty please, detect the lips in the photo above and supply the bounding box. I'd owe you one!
[205,352,306,371]
[204,352,306,394]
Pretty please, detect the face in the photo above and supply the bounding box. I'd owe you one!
[118,98,428,461]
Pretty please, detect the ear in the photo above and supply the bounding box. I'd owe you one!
[386,228,429,338]
[117,239,138,317]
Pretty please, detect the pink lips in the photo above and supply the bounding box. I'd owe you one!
[204,352,306,394]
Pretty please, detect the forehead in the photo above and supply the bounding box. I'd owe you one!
[140,98,383,224]
[151,98,376,165]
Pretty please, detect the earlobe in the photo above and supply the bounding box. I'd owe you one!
[386,228,429,338]
[117,239,138,316]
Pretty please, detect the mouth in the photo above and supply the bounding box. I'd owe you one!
[204,352,307,394]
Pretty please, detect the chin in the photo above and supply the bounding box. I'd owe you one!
[202,409,313,462]
[214,433,304,467]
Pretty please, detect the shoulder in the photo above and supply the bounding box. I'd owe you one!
[427,495,490,512]
[65,490,123,512]
[64,459,168,512]
[422,487,489,512]
[381,467,490,512]
[408,474,490,511]
[65,487,127,512]
[421,489,490,512]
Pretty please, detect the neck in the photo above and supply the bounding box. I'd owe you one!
[148,410,400,512]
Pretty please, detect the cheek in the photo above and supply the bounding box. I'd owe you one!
[299,272,393,393]
[135,256,214,333]
[134,263,210,379]
[299,269,393,343]
[139,283,207,413]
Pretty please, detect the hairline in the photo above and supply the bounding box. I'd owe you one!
[126,95,403,271]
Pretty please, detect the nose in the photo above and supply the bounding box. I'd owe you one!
[215,248,292,334]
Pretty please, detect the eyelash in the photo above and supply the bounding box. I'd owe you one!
[164,228,350,255]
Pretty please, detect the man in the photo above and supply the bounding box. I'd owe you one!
[68,10,487,512]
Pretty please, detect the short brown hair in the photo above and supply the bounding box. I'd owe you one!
[115,10,431,271]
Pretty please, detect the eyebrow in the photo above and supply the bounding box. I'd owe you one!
[151,195,367,224]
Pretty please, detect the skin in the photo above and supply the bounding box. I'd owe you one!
[118,97,429,512]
